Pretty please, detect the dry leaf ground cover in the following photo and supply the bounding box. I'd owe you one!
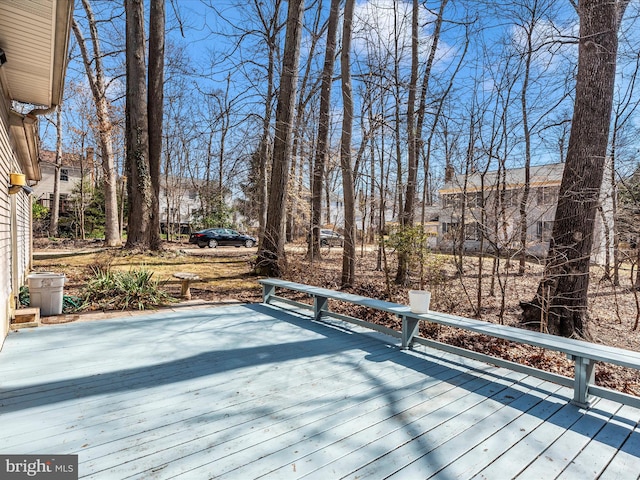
[32,239,640,396]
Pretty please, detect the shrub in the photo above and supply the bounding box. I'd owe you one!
[82,266,175,311]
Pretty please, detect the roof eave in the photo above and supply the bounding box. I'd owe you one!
[9,111,40,182]
[50,0,74,107]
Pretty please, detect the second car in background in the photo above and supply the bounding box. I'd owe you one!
[189,228,257,248]
[319,229,344,247]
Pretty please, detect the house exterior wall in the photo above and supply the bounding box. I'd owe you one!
[159,177,201,231]
[16,191,32,281]
[0,92,12,343]
[0,88,33,343]
[0,0,73,347]
[32,160,85,211]
[32,166,204,235]
[439,184,559,256]
[437,163,612,264]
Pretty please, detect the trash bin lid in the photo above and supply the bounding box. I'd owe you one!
[27,272,65,278]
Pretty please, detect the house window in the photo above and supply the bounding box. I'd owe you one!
[536,221,553,241]
[442,222,459,236]
[188,190,197,200]
[60,169,69,182]
[59,194,69,213]
[537,186,558,205]
[465,223,481,241]
[507,189,522,207]
[442,193,462,209]
[467,191,483,208]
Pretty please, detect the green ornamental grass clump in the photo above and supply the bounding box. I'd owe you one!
[83,266,175,311]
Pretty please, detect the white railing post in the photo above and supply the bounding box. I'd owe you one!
[262,283,275,303]
[314,295,328,321]
[570,355,595,408]
[402,315,420,349]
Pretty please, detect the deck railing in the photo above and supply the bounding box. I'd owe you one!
[259,278,640,409]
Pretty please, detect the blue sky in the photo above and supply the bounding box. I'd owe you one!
[41,0,640,191]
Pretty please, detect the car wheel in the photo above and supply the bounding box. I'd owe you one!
[208,239,218,248]
[245,239,255,248]
[198,242,207,249]
[320,239,328,247]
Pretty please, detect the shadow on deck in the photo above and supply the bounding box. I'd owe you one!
[0,303,638,479]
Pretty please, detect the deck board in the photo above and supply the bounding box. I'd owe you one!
[1,303,638,479]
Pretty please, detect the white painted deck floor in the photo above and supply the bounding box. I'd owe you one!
[1,303,639,479]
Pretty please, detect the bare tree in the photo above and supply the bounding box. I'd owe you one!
[71,0,120,246]
[125,0,153,249]
[255,0,305,276]
[309,0,340,260]
[49,106,63,237]
[148,0,165,250]
[397,0,449,285]
[395,0,420,285]
[521,0,630,338]
[340,0,357,287]
[287,4,325,243]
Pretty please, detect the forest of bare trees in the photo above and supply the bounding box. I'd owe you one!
[41,0,640,338]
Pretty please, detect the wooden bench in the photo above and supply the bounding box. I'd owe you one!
[259,278,640,409]
[173,272,200,300]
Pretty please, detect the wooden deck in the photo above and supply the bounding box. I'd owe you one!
[0,303,638,479]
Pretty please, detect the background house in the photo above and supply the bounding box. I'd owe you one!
[34,159,204,237]
[159,175,202,234]
[438,162,613,264]
[32,148,95,214]
[0,0,73,343]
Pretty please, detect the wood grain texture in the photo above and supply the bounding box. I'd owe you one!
[0,303,638,479]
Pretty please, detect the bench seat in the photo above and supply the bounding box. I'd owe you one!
[259,278,640,408]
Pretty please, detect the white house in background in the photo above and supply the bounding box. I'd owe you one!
[438,162,613,264]
[0,0,73,344]
[32,149,96,214]
[34,159,204,235]
[159,175,202,234]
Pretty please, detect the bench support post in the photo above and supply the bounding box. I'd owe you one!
[180,280,192,300]
[401,315,420,349]
[262,283,276,303]
[570,355,595,408]
[314,295,328,321]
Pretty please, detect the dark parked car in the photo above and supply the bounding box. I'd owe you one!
[320,229,344,247]
[189,228,257,248]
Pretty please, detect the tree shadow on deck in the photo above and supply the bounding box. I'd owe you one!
[0,302,637,458]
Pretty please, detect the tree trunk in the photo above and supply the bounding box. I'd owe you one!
[518,11,534,275]
[72,1,120,247]
[255,0,305,277]
[256,0,283,242]
[148,0,165,251]
[395,0,419,286]
[521,0,629,338]
[125,0,152,249]
[309,0,340,260]
[340,0,356,287]
[49,106,62,237]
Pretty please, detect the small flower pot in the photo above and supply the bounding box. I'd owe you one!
[408,290,431,314]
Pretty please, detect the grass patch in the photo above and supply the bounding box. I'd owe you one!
[33,245,262,308]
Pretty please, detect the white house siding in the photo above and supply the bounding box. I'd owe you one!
[0,92,36,345]
[438,163,612,264]
[16,189,31,289]
[32,160,84,208]
[0,93,14,343]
